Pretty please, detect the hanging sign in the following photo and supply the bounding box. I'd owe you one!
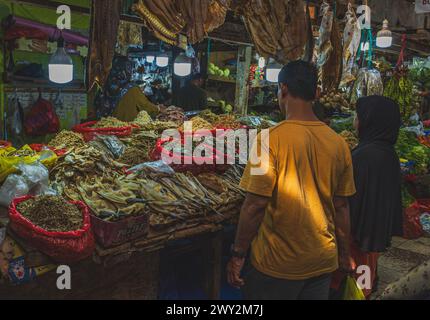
[415,0,430,14]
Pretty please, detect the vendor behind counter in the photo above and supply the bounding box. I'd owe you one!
[113,86,159,122]
[173,73,208,112]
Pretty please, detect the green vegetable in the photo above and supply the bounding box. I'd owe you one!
[396,129,430,175]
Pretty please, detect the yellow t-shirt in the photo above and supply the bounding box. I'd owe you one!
[113,87,159,122]
[240,120,356,280]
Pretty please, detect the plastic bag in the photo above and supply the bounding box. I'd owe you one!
[9,196,95,263]
[403,202,426,239]
[351,68,384,104]
[420,213,430,234]
[24,98,60,136]
[343,276,366,300]
[0,175,29,207]
[0,162,54,207]
[95,135,126,159]
[127,160,176,175]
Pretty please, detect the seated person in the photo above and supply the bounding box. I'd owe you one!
[173,73,207,111]
[113,86,160,122]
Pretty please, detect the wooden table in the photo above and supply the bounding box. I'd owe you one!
[0,204,240,300]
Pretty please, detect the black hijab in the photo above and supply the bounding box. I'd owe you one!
[350,96,403,253]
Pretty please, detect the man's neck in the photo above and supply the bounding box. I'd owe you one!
[284,100,319,122]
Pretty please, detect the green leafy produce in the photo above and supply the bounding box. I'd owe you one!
[401,185,415,209]
[330,116,354,134]
[396,129,430,175]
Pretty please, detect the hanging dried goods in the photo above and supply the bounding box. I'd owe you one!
[315,0,334,68]
[384,68,415,123]
[340,3,361,87]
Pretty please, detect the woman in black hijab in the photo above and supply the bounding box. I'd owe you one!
[331,96,403,298]
[350,96,403,297]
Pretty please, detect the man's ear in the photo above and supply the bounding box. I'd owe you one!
[280,83,288,98]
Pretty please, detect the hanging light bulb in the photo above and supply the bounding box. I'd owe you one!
[174,53,192,77]
[49,35,73,84]
[266,59,282,83]
[376,19,393,48]
[146,55,155,64]
[258,57,266,69]
[156,52,169,68]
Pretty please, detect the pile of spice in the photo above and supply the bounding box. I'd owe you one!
[48,130,85,149]
[17,196,83,232]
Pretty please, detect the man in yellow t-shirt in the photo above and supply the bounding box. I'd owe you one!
[227,61,356,300]
[113,86,160,122]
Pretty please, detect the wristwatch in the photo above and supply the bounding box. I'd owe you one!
[230,245,246,259]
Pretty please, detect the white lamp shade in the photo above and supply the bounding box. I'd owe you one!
[49,46,73,84]
[156,55,169,67]
[266,60,282,83]
[174,53,192,77]
[174,63,192,77]
[376,19,392,49]
[49,64,73,84]
[146,55,155,63]
[376,36,392,48]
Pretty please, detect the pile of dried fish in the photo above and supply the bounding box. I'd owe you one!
[140,121,178,133]
[213,115,242,130]
[199,109,220,124]
[156,106,185,125]
[119,131,158,166]
[132,111,153,127]
[50,145,124,200]
[48,130,85,150]
[96,117,128,128]
[182,116,214,132]
[17,196,83,232]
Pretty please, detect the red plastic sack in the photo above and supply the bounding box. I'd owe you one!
[403,200,430,239]
[24,98,60,136]
[9,196,95,263]
[73,121,133,142]
[29,144,67,156]
[0,140,12,148]
[151,130,234,175]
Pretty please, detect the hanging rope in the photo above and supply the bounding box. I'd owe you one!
[396,34,407,69]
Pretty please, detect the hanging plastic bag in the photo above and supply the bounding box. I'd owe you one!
[24,98,60,136]
[351,68,384,104]
[343,276,366,300]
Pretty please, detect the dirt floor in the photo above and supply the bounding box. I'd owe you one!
[373,236,430,298]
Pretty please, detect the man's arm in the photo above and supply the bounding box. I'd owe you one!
[227,193,269,288]
[333,196,356,272]
[234,193,270,253]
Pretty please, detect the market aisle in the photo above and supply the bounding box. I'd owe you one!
[373,236,430,298]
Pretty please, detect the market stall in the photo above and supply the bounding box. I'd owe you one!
[1,0,430,300]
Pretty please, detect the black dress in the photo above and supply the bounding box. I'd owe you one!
[349,96,404,253]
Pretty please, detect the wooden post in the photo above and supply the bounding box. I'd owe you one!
[203,230,224,300]
[235,46,252,116]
